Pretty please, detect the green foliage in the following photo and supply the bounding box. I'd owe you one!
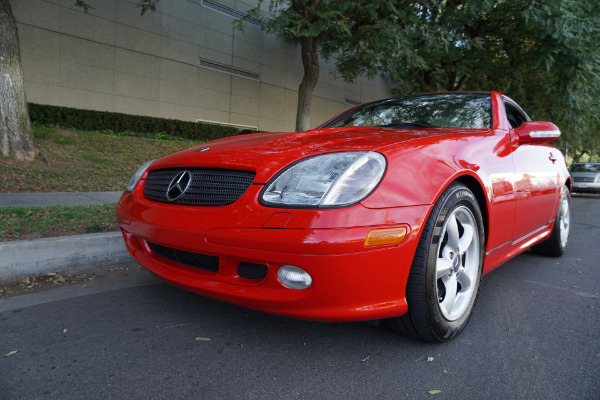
[254,0,353,43]
[249,0,404,66]
[27,103,242,141]
[32,125,53,139]
[0,204,118,241]
[331,0,600,159]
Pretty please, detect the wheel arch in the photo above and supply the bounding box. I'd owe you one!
[412,172,490,266]
[564,176,572,192]
[452,174,489,249]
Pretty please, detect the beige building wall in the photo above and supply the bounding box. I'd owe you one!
[12,0,392,132]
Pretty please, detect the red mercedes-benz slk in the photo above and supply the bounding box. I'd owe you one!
[116,92,571,342]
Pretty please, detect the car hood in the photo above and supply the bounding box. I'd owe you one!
[149,126,489,183]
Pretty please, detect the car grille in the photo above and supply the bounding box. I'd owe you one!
[144,168,255,206]
[147,242,268,279]
[574,176,595,182]
[148,242,219,272]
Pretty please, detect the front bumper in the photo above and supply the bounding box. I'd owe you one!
[572,182,600,194]
[116,184,430,322]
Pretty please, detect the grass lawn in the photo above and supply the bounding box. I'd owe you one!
[0,204,119,241]
[0,126,203,241]
[0,125,202,192]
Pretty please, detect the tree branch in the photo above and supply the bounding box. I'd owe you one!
[454,74,470,91]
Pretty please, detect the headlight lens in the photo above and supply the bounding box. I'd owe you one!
[261,151,386,207]
[126,160,154,192]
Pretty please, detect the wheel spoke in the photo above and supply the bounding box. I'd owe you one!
[457,268,473,291]
[560,196,570,247]
[458,223,474,253]
[562,201,570,228]
[446,214,460,250]
[440,275,458,316]
[436,257,453,279]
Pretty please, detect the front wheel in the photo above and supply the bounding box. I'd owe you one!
[389,183,485,342]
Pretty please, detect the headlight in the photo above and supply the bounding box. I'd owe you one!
[126,160,154,192]
[261,151,386,207]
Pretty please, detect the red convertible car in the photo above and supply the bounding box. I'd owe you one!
[117,92,571,342]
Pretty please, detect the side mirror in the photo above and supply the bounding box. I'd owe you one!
[514,121,561,144]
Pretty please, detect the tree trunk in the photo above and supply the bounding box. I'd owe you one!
[0,0,36,161]
[295,37,320,132]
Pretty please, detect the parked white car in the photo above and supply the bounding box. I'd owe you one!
[570,162,600,194]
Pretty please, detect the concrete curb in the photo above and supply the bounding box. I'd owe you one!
[0,232,131,283]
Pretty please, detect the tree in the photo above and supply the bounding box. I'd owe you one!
[243,0,402,132]
[334,0,600,159]
[0,0,35,161]
[0,0,158,161]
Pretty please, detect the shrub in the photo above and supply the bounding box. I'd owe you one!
[28,103,246,141]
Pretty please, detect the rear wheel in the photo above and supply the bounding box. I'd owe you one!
[531,185,570,257]
[389,183,485,342]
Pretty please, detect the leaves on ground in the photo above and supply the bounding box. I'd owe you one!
[2,273,95,297]
[195,337,211,342]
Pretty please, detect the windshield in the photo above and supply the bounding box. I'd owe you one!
[322,93,492,129]
[570,163,600,172]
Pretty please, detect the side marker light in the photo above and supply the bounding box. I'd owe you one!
[364,227,408,247]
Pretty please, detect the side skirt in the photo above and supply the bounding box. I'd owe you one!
[482,221,554,274]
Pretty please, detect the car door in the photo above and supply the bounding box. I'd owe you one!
[505,99,562,239]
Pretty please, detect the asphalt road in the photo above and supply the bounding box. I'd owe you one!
[1,195,599,400]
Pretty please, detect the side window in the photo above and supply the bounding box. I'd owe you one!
[504,101,529,129]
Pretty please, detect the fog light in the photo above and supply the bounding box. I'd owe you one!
[277,265,312,290]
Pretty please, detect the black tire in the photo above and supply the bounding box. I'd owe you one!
[389,183,485,343]
[531,186,571,257]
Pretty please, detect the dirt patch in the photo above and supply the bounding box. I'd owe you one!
[54,129,79,138]
[0,272,95,298]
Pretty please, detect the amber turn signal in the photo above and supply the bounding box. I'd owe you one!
[364,227,408,247]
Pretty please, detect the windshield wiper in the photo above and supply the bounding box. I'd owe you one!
[378,122,438,128]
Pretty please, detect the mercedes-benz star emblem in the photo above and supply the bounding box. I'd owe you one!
[166,171,192,201]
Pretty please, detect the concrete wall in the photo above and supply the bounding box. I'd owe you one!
[12,0,392,132]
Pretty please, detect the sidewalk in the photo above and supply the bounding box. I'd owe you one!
[0,191,130,283]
